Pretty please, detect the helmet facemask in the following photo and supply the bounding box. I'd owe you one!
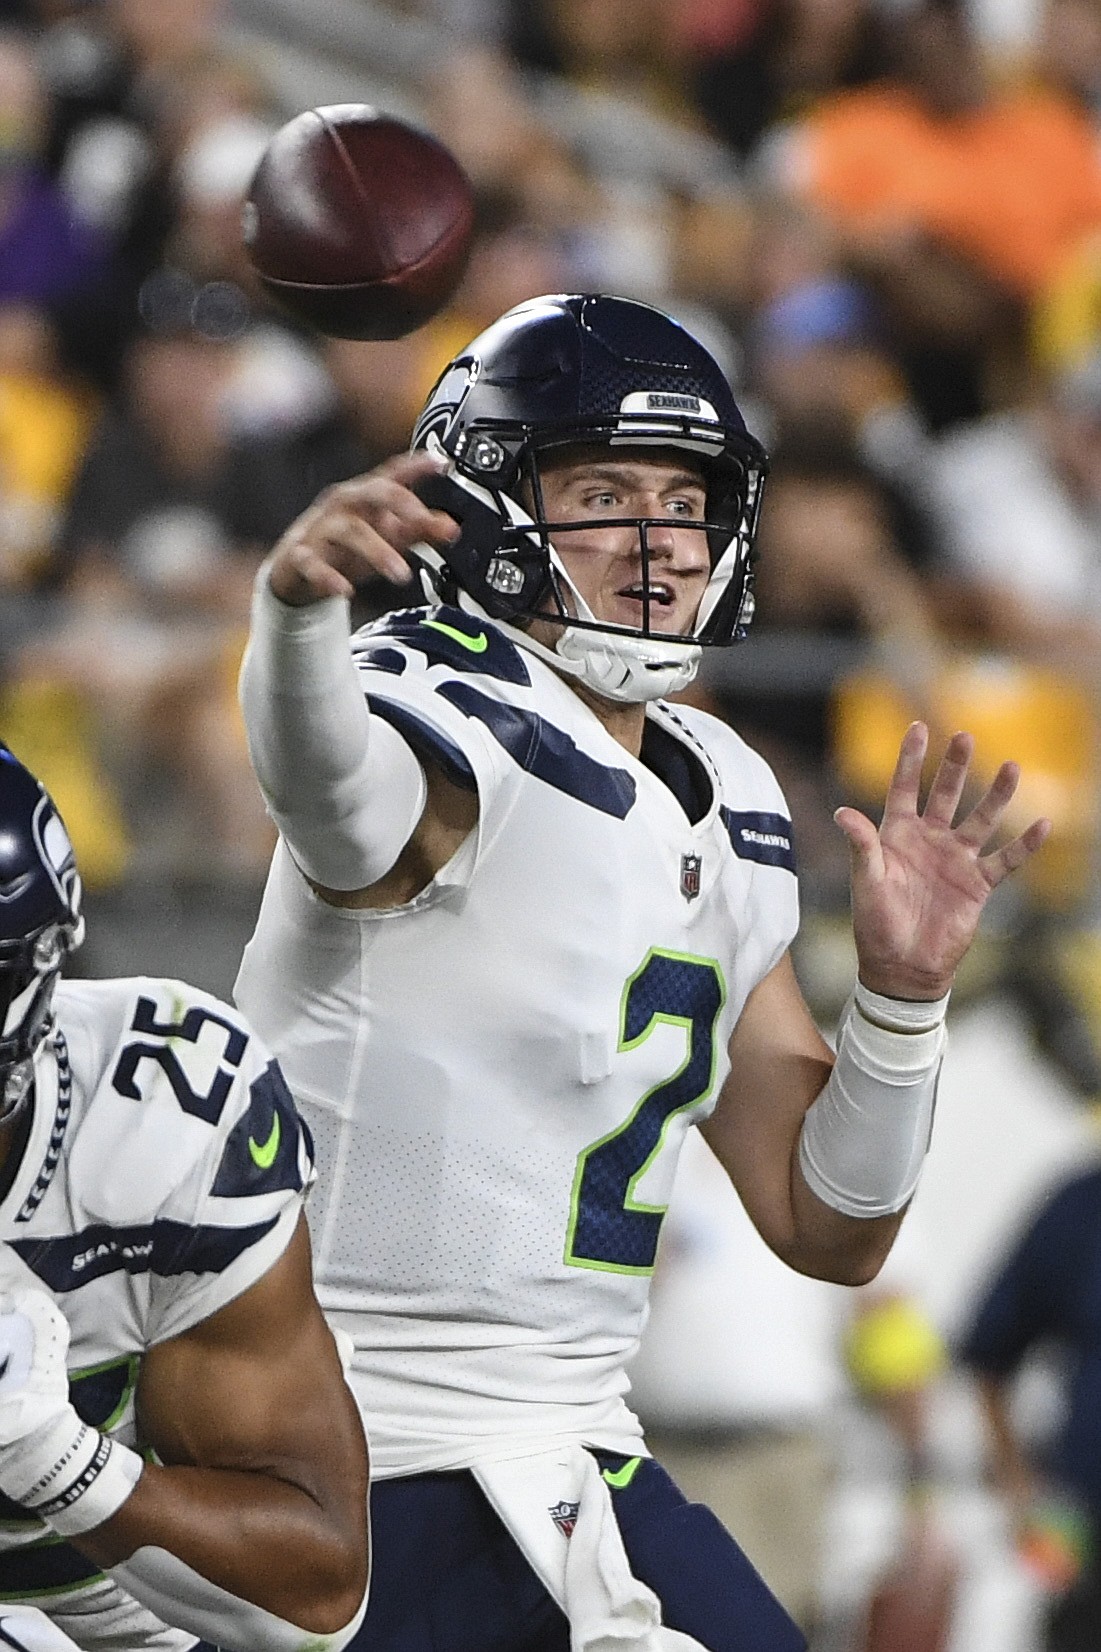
[411,416,766,703]
[0,926,76,1118]
[409,294,768,704]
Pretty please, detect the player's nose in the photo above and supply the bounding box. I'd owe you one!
[643,518,705,571]
[644,519,678,557]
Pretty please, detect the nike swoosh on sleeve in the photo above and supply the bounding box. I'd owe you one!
[248,1115,281,1170]
[421,619,488,653]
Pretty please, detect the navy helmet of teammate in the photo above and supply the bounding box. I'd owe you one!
[408,294,768,701]
[0,746,83,1121]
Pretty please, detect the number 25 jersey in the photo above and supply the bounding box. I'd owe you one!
[0,977,312,1649]
[235,606,800,1476]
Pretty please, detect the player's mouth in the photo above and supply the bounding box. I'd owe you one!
[614,580,688,631]
[618,581,674,608]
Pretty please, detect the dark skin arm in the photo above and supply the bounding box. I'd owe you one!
[74,1216,369,1635]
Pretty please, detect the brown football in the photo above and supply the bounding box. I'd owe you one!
[242,104,475,340]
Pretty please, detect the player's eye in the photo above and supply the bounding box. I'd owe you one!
[666,496,705,517]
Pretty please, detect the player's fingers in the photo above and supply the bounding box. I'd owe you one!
[980,816,1053,886]
[339,472,459,550]
[921,731,974,828]
[314,511,413,585]
[834,805,884,871]
[882,722,928,818]
[952,759,1021,849]
[270,537,358,603]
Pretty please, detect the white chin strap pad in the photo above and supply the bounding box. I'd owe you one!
[554,629,701,703]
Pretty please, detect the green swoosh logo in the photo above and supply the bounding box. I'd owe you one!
[601,1456,642,1490]
[248,1115,280,1170]
[421,619,488,654]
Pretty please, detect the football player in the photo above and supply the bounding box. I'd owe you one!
[0,744,369,1651]
[235,294,1049,1652]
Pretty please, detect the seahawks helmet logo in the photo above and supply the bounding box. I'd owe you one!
[32,797,80,918]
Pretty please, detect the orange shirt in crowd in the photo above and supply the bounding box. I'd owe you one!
[784,86,1101,298]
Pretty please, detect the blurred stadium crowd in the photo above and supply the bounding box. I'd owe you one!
[4,0,1101,1645]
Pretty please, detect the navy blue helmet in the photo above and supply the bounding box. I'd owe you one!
[0,745,83,1116]
[410,294,768,702]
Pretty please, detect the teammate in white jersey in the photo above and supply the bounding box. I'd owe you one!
[0,744,369,1652]
[235,294,1050,1652]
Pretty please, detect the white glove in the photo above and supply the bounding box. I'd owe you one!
[0,1261,142,1536]
[0,1286,72,1449]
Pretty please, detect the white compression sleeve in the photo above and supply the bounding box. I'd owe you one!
[798,982,950,1219]
[110,1547,368,1652]
[239,564,427,890]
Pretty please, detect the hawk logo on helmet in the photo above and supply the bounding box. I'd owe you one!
[33,802,80,917]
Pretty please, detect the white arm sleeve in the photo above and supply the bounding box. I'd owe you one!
[798,982,949,1219]
[239,563,427,890]
[110,1547,368,1652]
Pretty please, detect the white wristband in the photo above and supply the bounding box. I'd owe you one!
[9,1411,142,1537]
[853,981,951,1035]
[798,984,950,1219]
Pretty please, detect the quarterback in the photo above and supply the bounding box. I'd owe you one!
[235,294,1050,1652]
[0,745,369,1652]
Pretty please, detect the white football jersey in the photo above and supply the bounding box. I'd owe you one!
[235,606,799,1477]
[0,976,312,1650]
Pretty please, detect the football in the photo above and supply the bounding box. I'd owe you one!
[242,104,475,340]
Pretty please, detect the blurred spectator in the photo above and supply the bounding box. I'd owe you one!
[771,0,1101,306]
[0,299,96,597]
[430,42,557,196]
[923,346,1101,690]
[959,1157,1101,1651]
[12,299,289,881]
[1028,0,1101,119]
[33,0,276,389]
[0,27,110,303]
[506,0,694,124]
[763,0,1101,425]
[743,198,909,438]
[673,0,895,163]
[666,182,757,329]
[430,47,677,298]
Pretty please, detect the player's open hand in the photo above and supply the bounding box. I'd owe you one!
[834,722,1051,1001]
[266,451,461,606]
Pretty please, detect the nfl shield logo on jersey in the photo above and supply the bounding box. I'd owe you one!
[680,853,702,901]
[549,1499,579,1538]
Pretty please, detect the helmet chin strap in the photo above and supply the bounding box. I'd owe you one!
[551,624,701,703]
[430,472,705,703]
[453,587,701,704]
[537,557,701,704]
